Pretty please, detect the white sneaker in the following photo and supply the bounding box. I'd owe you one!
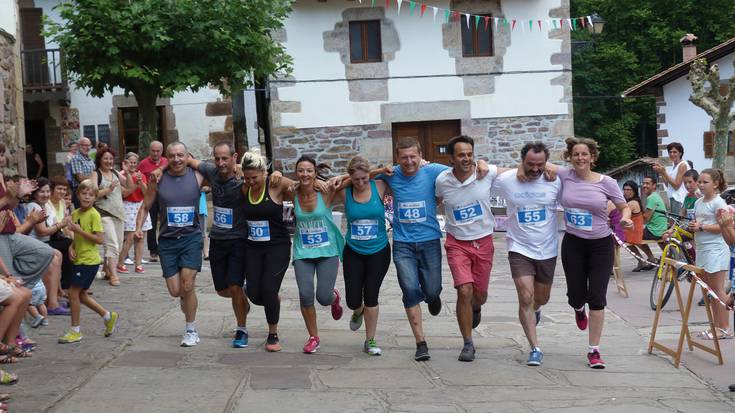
[141,258,150,264]
[124,257,134,265]
[180,330,200,347]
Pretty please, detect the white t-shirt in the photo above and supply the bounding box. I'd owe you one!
[25,201,58,242]
[492,170,561,260]
[666,160,690,203]
[435,166,498,240]
[694,196,729,249]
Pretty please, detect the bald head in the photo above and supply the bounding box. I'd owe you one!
[78,137,92,155]
[149,140,164,162]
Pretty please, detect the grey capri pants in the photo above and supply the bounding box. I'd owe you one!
[293,256,339,307]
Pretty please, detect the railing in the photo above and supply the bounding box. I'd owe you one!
[21,48,66,92]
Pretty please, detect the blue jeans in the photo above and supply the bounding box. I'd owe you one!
[393,239,443,308]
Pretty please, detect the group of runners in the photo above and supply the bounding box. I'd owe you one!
[133,134,634,370]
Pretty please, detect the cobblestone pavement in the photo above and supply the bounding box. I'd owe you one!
[8,234,735,412]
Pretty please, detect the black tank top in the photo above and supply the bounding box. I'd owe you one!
[242,177,290,246]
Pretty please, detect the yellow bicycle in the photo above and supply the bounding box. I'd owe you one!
[649,211,696,310]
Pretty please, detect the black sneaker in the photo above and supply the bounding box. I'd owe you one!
[428,297,442,316]
[729,383,735,392]
[414,341,430,361]
[472,309,481,329]
[458,344,475,362]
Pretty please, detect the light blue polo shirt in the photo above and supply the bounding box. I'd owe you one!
[378,163,449,243]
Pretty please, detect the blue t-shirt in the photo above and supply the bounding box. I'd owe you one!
[378,163,449,242]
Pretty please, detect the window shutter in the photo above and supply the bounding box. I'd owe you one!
[703,131,714,158]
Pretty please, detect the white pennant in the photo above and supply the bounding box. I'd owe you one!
[587,15,593,27]
[546,19,551,31]
[494,17,500,31]
[464,13,471,28]
[432,6,438,21]
[396,0,402,14]
[567,18,572,30]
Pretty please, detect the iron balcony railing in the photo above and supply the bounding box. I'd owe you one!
[21,48,66,92]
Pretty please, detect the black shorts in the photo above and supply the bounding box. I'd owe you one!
[209,238,247,292]
[643,227,661,241]
[71,264,100,290]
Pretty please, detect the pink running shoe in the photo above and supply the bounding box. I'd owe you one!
[587,350,606,369]
[331,289,343,320]
[575,308,588,331]
[303,336,320,354]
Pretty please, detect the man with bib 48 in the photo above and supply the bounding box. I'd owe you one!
[136,142,206,347]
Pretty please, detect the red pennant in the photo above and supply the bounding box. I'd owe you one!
[580,17,586,28]
[484,16,490,31]
[452,11,460,22]
[537,20,542,30]
[420,3,426,17]
[386,0,390,8]
[511,19,517,30]
[560,19,564,27]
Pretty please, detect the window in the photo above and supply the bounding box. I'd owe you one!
[349,20,382,63]
[461,15,493,57]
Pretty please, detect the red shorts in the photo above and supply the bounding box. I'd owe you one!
[445,233,494,293]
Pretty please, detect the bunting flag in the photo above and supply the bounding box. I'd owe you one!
[349,0,598,35]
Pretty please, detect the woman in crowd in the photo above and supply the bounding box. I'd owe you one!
[24,177,70,315]
[291,156,344,354]
[239,149,293,352]
[90,148,131,286]
[621,181,647,271]
[652,142,690,215]
[688,168,731,339]
[557,137,632,369]
[330,156,391,355]
[117,153,150,274]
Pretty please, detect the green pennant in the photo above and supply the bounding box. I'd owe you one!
[572,18,578,30]
[552,19,557,29]
[444,9,450,23]
[409,1,415,15]
[529,20,533,31]
[371,0,375,6]
[475,15,480,28]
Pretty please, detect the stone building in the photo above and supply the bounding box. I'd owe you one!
[0,0,25,176]
[268,0,574,172]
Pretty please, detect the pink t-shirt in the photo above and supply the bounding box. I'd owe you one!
[558,167,625,240]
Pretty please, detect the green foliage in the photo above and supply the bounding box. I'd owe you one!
[571,0,735,170]
[45,0,293,151]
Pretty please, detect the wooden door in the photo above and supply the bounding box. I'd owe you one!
[391,120,460,165]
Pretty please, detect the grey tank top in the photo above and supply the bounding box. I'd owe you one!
[157,167,200,239]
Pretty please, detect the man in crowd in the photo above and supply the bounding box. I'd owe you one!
[493,142,561,366]
[137,141,168,262]
[629,175,668,270]
[136,142,204,347]
[69,137,95,207]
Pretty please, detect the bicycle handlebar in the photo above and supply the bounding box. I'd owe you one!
[653,209,692,222]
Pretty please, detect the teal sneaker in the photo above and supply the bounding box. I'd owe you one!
[527,348,543,366]
[233,330,249,348]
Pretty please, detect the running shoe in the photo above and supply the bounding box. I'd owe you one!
[527,349,543,366]
[349,309,364,331]
[141,258,150,264]
[535,310,542,326]
[363,338,382,356]
[428,297,442,316]
[180,330,200,347]
[331,289,343,320]
[232,330,249,348]
[104,312,119,337]
[458,344,475,362]
[41,318,49,326]
[303,336,320,354]
[58,330,83,344]
[472,309,481,328]
[414,341,430,361]
[116,264,129,274]
[30,315,44,328]
[134,266,145,274]
[587,350,605,369]
[149,255,159,263]
[124,257,134,265]
[265,333,282,352]
[575,308,588,331]
[48,306,71,316]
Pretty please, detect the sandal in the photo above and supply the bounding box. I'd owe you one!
[109,276,120,287]
[0,394,9,401]
[698,328,734,340]
[0,370,17,385]
[5,346,30,359]
[0,356,16,365]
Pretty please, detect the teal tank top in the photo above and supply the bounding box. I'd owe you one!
[293,192,345,261]
[345,181,388,255]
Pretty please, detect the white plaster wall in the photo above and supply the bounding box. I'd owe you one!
[278,0,568,128]
[0,0,18,35]
[661,53,735,170]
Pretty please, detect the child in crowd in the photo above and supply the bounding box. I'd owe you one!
[58,179,119,344]
[682,169,700,220]
[27,281,48,328]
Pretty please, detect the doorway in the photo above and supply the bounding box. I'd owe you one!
[24,119,48,178]
[117,106,166,155]
[391,120,461,166]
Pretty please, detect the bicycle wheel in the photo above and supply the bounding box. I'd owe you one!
[650,244,680,311]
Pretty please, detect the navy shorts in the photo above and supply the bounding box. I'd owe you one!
[71,264,100,290]
[158,233,203,278]
[209,238,247,292]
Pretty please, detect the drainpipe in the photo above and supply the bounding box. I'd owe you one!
[255,76,273,173]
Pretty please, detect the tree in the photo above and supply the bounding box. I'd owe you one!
[571,0,735,170]
[689,58,735,170]
[45,0,293,155]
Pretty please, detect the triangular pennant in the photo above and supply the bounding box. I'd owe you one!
[537,20,542,30]
[372,0,375,6]
[475,15,481,30]
[567,18,572,29]
[464,13,471,29]
[386,0,390,8]
[396,0,403,14]
[494,17,500,31]
[580,16,586,28]
[587,15,593,27]
[511,19,516,30]
[444,9,450,23]
[420,3,426,17]
[409,1,415,15]
[432,6,438,21]
[484,16,490,31]
[529,20,533,31]
[572,17,578,30]
[552,19,557,29]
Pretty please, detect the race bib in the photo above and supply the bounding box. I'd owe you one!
[517,206,547,225]
[166,206,195,227]
[247,220,271,241]
[564,208,592,231]
[452,202,482,224]
[213,206,233,229]
[398,201,427,223]
[686,210,695,221]
[350,219,378,241]
[299,222,330,248]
